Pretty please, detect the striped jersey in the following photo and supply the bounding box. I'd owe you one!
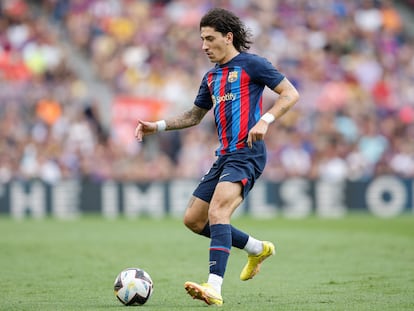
[195,52,285,156]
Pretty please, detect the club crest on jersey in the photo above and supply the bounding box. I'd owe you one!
[228,71,238,83]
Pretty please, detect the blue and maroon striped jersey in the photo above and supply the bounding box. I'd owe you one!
[194,52,285,156]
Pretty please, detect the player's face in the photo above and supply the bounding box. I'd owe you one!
[200,26,233,64]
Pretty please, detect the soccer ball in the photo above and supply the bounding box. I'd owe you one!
[114,268,154,306]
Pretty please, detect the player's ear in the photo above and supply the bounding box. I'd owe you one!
[225,32,233,45]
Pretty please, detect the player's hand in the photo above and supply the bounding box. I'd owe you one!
[135,120,157,142]
[247,119,269,148]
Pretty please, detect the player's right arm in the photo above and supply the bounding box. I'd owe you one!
[135,104,209,142]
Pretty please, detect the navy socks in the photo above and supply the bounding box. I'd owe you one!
[209,224,232,277]
[199,222,249,249]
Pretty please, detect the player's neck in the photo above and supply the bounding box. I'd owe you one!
[219,49,240,65]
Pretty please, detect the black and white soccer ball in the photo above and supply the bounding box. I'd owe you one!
[114,268,154,306]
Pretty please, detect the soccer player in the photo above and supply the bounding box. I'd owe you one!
[135,8,299,306]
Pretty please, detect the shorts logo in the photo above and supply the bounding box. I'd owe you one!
[219,173,230,179]
[228,71,238,83]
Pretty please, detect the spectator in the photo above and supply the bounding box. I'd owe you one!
[1,0,413,182]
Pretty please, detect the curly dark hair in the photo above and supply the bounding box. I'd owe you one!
[200,8,253,52]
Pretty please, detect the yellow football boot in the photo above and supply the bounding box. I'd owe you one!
[240,241,275,281]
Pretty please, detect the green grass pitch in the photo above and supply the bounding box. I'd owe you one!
[0,214,413,311]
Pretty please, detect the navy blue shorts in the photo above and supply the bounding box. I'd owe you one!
[193,141,266,203]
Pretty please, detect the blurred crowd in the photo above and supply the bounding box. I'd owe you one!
[0,0,413,184]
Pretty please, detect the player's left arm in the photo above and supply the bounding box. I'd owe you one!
[247,77,299,148]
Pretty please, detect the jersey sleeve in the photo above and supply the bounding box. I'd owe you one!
[194,72,213,110]
[248,55,285,90]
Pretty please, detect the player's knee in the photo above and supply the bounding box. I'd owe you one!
[208,205,231,224]
[183,215,203,233]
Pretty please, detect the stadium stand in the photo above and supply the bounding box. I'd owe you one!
[0,0,413,183]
